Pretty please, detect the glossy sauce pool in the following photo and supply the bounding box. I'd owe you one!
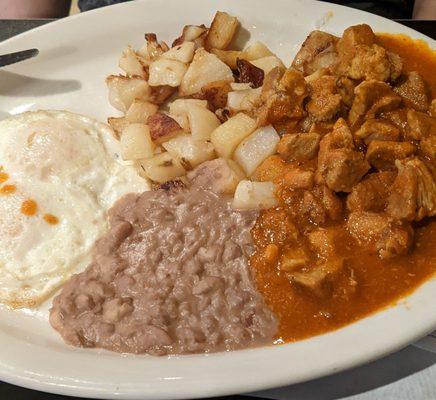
[377,33,436,96]
[250,34,436,343]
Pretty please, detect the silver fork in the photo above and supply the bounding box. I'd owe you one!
[0,48,39,67]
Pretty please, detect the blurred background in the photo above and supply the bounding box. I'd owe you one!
[0,0,434,19]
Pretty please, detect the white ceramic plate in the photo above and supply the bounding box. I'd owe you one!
[0,1,435,399]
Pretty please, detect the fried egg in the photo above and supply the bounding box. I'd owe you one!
[0,110,148,308]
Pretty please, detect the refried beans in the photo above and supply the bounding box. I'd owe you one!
[50,188,277,355]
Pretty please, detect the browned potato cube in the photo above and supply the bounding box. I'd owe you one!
[147,113,184,144]
[205,11,239,50]
[210,48,242,69]
[172,24,208,48]
[138,152,185,183]
[197,80,233,111]
[107,116,129,140]
[179,49,234,96]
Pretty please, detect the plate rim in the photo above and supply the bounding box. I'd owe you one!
[0,0,435,398]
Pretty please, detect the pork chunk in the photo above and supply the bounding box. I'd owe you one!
[431,99,436,117]
[421,136,436,160]
[347,211,413,259]
[292,31,339,75]
[290,260,343,296]
[386,157,436,221]
[252,209,299,246]
[307,227,340,259]
[340,24,376,47]
[319,118,354,153]
[336,76,356,107]
[381,108,408,132]
[320,185,343,221]
[336,24,376,75]
[346,171,396,212]
[317,119,369,192]
[366,140,416,170]
[387,51,403,81]
[257,67,308,126]
[253,155,287,183]
[283,168,315,190]
[322,148,370,192]
[317,119,350,179]
[349,80,402,127]
[406,109,436,140]
[279,247,310,272]
[278,184,342,229]
[277,132,320,161]
[394,72,429,112]
[306,75,342,121]
[348,45,394,82]
[336,25,402,82]
[354,119,401,144]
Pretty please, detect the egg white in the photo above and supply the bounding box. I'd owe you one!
[0,110,148,308]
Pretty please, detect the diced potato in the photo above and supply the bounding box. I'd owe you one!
[120,123,155,160]
[147,113,183,144]
[233,125,280,176]
[243,41,275,60]
[138,152,185,183]
[119,46,147,78]
[230,82,253,91]
[173,25,208,48]
[179,48,234,96]
[161,41,195,63]
[232,180,278,210]
[126,100,158,123]
[167,99,210,133]
[149,85,177,105]
[106,75,150,112]
[107,116,129,139]
[137,33,169,62]
[210,48,242,69]
[205,11,239,50]
[168,112,190,132]
[222,159,246,192]
[182,25,207,41]
[211,42,275,69]
[187,158,245,194]
[227,87,262,112]
[210,113,257,158]
[162,135,215,169]
[168,98,208,115]
[227,90,247,110]
[187,106,221,140]
[148,58,188,87]
[251,56,285,74]
[199,80,232,111]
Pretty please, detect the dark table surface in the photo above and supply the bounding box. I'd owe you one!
[0,16,435,400]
